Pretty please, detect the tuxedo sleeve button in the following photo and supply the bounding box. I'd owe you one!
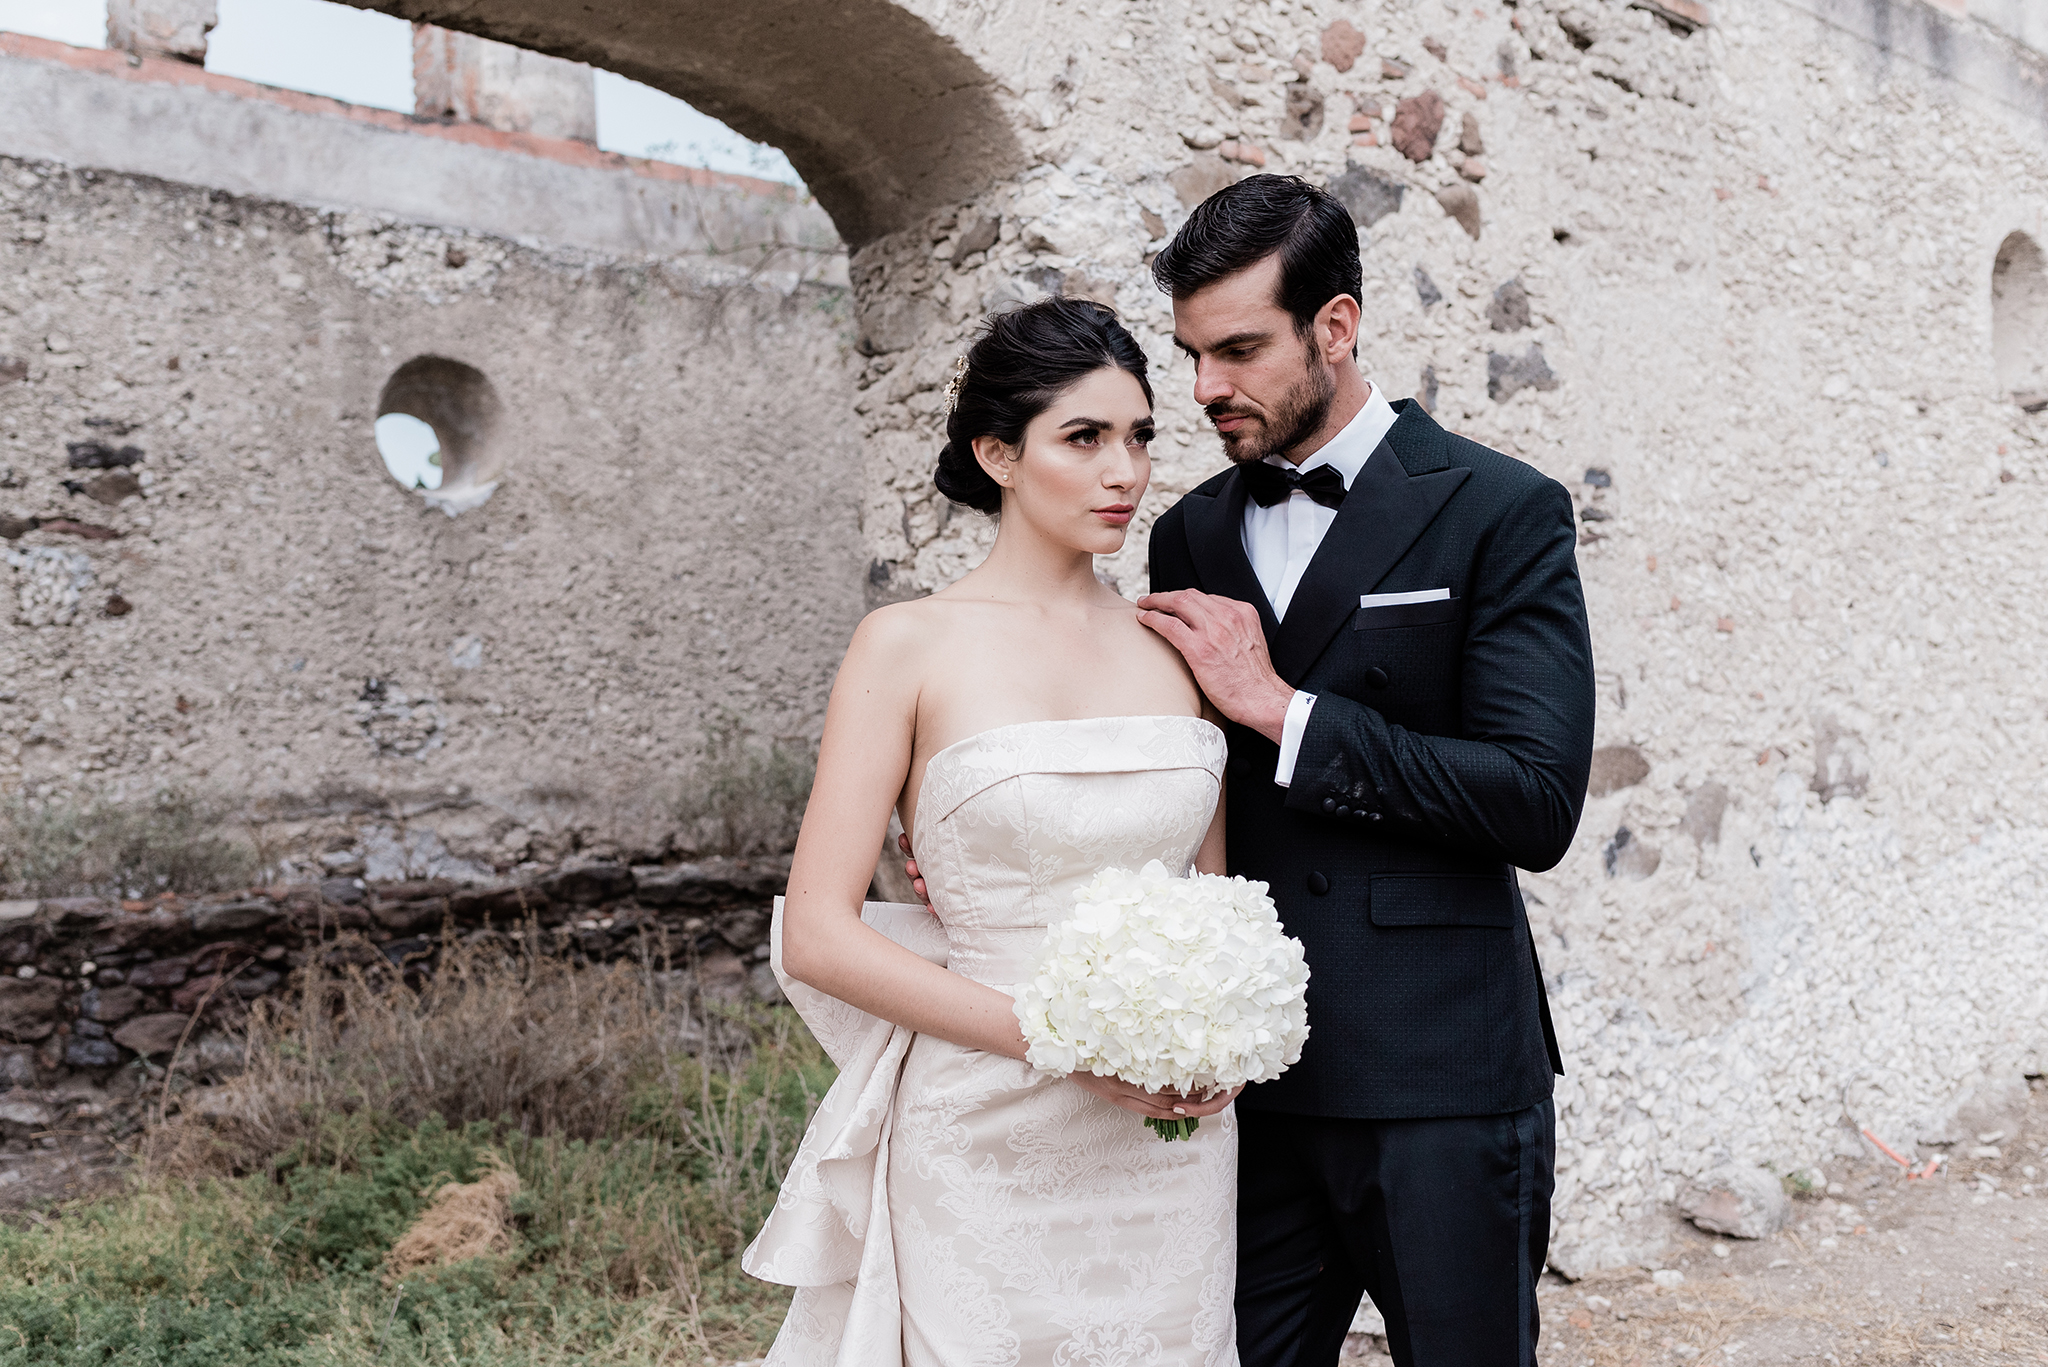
[1368,811,1383,822]
[1306,872,1330,896]
[1364,667,1389,689]
[1322,797,1336,813]
[1335,805,1350,817]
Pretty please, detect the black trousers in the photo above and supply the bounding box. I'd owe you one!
[1235,1100,1554,1367]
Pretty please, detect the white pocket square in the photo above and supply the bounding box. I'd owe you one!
[1359,589,1451,608]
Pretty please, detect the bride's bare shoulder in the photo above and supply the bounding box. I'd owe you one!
[839,595,975,677]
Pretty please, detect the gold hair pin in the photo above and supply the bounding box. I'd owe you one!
[943,355,969,416]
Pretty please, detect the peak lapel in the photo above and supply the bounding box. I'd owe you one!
[1179,467,1281,642]
[1268,427,1472,684]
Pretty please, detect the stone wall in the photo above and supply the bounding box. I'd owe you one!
[820,0,2048,1271]
[0,855,790,1144]
[0,149,863,862]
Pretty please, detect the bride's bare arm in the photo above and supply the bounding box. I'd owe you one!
[780,609,1030,1061]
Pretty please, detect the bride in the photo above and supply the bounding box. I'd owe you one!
[742,297,1241,1366]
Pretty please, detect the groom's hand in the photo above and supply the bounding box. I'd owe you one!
[897,832,933,913]
[1136,589,1292,743]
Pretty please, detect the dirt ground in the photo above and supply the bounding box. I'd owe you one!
[1531,1080,2048,1367]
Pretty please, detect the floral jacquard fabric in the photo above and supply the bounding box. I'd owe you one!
[743,715,1239,1367]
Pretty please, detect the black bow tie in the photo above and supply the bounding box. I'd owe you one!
[1240,461,1348,510]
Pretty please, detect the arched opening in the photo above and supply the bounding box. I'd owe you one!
[1992,231,2048,407]
[375,356,504,515]
[334,0,1024,248]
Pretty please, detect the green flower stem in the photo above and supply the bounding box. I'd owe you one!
[1145,1116,1199,1142]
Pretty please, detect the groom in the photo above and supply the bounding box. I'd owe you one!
[1137,176,1594,1366]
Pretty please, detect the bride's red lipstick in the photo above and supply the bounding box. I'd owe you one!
[1095,503,1135,526]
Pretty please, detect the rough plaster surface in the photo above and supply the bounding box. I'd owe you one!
[0,159,864,869]
[7,0,2048,1273]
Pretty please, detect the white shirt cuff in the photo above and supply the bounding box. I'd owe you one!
[1273,690,1317,788]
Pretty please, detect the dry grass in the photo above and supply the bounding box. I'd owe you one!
[145,932,693,1174]
[386,1151,522,1276]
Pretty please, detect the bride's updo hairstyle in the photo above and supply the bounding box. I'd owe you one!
[934,297,1154,515]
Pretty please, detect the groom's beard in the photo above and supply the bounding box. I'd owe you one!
[1207,352,1336,465]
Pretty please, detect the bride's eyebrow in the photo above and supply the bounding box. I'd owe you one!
[1057,417,1111,429]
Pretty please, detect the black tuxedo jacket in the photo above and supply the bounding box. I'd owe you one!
[1149,400,1593,1120]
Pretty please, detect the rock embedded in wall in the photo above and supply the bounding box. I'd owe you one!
[1320,20,1366,73]
[1327,164,1404,228]
[1588,745,1651,798]
[1389,91,1446,162]
[1486,279,1531,333]
[1281,86,1326,141]
[1601,825,1660,881]
[1412,266,1443,309]
[1486,343,1556,402]
[1434,183,1481,239]
[1810,716,1870,804]
[1679,782,1729,846]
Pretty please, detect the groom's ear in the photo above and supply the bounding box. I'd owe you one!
[1316,294,1363,364]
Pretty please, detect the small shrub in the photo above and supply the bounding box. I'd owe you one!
[0,788,257,899]
[148,938,691,1174]
[671,711,815,856]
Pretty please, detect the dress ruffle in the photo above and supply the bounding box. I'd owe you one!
[740,901,946,1362]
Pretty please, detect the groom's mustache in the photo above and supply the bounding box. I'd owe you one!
[1205,402,1259,424]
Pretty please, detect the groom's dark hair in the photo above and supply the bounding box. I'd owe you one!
[1151,174,1361,351]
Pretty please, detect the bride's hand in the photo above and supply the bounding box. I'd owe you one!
[1067,1072,1242,1121]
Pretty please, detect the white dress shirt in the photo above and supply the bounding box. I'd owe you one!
[1241,381,1400,786]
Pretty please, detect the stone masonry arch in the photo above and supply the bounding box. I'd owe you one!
[334,0,1025,250]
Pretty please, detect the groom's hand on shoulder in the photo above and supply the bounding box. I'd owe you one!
[1136,589,1292,744]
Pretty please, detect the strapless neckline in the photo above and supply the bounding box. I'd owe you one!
[915,714,1224,831]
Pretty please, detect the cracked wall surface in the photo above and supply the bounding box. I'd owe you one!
[6,0,2048,1273]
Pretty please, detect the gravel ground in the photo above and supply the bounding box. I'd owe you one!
[1536,1079,2048,1367]
[1334,1081,2048,1366]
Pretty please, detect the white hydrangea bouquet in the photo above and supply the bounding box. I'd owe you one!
[1013,860,1311,1141]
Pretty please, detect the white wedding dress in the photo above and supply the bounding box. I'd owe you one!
[743,715,1240,1367]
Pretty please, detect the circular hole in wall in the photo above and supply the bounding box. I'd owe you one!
[375,356,506,515]
[1992,232,2048,408]
[375,412,443,490]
